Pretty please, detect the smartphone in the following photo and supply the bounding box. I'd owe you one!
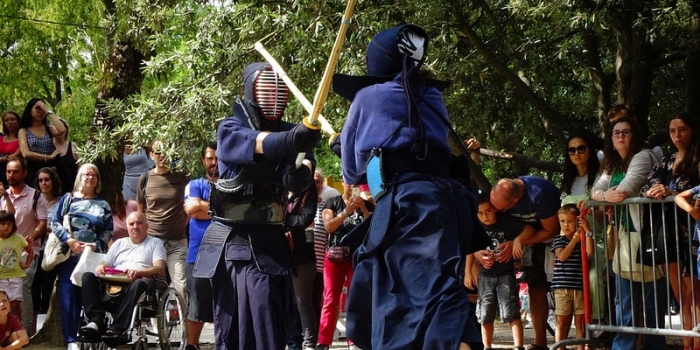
[351,187,360,197]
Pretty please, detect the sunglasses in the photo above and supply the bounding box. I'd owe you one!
[567,145,588,155]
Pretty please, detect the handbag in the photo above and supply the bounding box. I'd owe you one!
[637,202,680,266]
[612,225,664,282]
[41,193,73,272]
[70,249,106,287]
[327,246,351,263]
[41,234,70,271]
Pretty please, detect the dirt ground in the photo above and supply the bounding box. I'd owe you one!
[24,323,689,349]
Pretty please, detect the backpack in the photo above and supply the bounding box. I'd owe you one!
[32,189,41,211]
[138,170,150,208]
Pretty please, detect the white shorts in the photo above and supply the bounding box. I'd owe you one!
[0,278,23,302]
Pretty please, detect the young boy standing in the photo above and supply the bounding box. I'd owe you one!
[551,204,593,350]
[467,193,534,350]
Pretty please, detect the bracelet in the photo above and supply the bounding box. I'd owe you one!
[600,191,605,201]
[343,210,350,217]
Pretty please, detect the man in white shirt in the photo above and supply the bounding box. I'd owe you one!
[79,212,166,340]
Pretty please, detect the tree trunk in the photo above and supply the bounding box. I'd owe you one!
[29,285,63,344]
[579,0,613,133]
[686,2,700,116]
[93,39,147,202]
[609,0,656,134]
[30,2,147,344]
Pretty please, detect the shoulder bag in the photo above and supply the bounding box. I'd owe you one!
[41,193,73,271]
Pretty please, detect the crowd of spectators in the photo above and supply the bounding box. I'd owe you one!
[5,93,700,350]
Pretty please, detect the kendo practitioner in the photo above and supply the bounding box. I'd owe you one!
[193,62,321,350]
[330,24,485,350]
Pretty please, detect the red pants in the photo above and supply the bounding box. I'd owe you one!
[317,252,354,345]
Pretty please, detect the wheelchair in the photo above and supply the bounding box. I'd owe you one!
[78,276,187,350]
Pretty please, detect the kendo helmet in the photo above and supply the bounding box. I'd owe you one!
[366,24,428,77]
[332,24,445,102]
[243,62,290,122]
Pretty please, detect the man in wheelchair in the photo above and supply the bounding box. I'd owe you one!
[79,212,167,340]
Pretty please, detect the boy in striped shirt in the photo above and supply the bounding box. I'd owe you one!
[551,204,594,350]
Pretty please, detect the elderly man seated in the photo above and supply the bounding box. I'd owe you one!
[79,212,166,339]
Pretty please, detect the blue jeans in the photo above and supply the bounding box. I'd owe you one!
[612,274,667,350]
[56,255,81,344]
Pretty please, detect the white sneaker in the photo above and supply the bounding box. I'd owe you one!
[67,342,80,350]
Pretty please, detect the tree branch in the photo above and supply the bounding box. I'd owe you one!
[480,148,563,173]
[455,21,568,142]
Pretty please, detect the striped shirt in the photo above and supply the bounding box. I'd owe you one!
[550,234,583,290]
[313,202,328,273]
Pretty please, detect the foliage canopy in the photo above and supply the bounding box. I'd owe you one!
[2,0,699,185]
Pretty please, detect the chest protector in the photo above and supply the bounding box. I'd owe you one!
[209,162,288,225]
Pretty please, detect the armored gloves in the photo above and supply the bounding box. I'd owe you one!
[262,124,321,160]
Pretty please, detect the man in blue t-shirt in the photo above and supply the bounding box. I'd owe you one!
[183,142,217,350]
[491,176,561,350]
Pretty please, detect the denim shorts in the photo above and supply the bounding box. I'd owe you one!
[525,243,551,290]
[476,274,520,324]
[185,263,213,322]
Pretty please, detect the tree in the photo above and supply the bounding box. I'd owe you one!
[3,0,700,192]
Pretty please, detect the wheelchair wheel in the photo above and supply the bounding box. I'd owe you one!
[132,337,149,350]
[79,342,108,350]
[157,287,187,350]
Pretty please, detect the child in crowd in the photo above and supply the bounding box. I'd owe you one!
[0,288,29,349]
[519,282,531,328]
[551,204,593,350]
[0,210,32,321]
[467,193,534,350]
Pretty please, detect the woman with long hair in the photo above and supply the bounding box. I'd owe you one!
[560,132,605,324]
[49,164,112,350]
[561,132,601,200]
[640,112,700,350]
[31,168,63,323]
[591,117,666,350]
[53,118,80,194]
[108,190,137,243]
[0,111,21,186]
[17,98,66,186]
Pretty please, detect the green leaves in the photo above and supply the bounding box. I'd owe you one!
[3,0,699,182]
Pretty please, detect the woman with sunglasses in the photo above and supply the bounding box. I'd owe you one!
[560,133,605,325]
[640,112,700,350]
[17,98,66,187]
[591,116,666,350]
[562,133,600,202]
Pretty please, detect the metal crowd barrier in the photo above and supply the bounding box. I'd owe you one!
[551,196,700,350]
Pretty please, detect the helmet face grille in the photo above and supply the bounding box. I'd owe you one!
[254,69,289,121]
